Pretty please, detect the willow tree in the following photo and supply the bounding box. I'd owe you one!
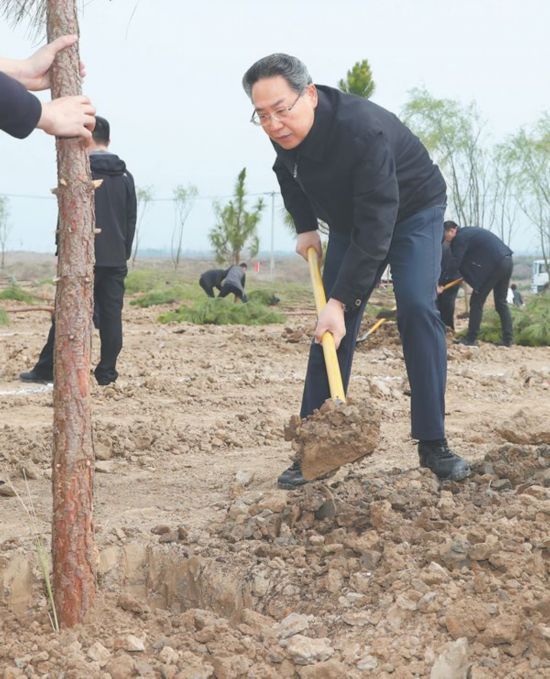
[2,0,97,626]
[500,114,550,271]
[403,88,495,229]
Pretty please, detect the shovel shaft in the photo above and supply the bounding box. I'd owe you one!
[365,317,387,337]
[441,277,463,292]
[307,248,346,402]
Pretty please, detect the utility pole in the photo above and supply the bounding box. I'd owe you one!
[270,191,275,280]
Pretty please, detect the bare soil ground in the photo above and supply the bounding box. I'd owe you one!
[0,270,549,678]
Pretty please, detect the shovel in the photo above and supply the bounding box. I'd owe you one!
[290,249,380,482]
[307,247,345,402]
[357,277,464,344]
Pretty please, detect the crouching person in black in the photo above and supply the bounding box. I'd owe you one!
[444,221,513,347]
[199,268,226,298]
[20,116,137,386]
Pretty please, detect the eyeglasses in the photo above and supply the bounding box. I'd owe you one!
[250,90,304,127]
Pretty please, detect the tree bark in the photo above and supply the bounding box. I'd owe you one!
[47,0,96,626]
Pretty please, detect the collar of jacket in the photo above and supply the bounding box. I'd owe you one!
[272,84,334,163]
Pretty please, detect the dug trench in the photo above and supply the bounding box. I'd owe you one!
[1,304,550,677]
[1,439,548,678]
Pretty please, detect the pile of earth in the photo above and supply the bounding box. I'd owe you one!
[1,441,549,677]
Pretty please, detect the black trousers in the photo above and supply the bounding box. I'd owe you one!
[219,282,246,302]
[34,265,127,384]
[199,275,216,298]
[437,286,459,330]
[467,256,513,343]
[301,204,447,441]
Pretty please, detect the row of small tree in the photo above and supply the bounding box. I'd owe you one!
[131,169,264,269]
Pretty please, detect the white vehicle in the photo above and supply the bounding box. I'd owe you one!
[531,259,549,293]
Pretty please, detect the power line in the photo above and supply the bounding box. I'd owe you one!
[0,190,283,202]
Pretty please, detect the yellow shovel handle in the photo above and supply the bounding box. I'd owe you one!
[441,277,463,292]
[365,317,387,336]
[307,248,346,402]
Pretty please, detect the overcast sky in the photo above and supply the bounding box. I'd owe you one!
[1,0,549,256]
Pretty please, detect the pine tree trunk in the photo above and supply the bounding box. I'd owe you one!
[47,0,97,627]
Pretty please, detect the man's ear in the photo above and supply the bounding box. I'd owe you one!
[307,83,318,108]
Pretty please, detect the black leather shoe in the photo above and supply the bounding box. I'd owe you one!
[277,461,307,490]
[454,338,478,347]
[19,370,53,383]
[418,439,471,481]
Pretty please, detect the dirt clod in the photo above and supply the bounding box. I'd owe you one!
[285,398,381,480]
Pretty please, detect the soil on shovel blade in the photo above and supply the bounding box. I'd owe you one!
[285,398,382,480]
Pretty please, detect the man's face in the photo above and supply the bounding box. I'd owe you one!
[444,227,457,243]
[251,76,317,150]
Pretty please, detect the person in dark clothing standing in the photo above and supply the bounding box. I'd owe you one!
[20,116,137,385]
[242,53,470,489]
[218,263,248,302]
[199,268,227,297]
[437,242,462,330]
[0,35,95,140]
[444,221,513,347]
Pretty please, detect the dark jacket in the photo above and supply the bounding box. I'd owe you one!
[200,268,226,290]
[0,72,42,139]
[450,227,513,292]
[272,85,446,306]
[223,265,246,292]
[91,151,137,267]
[439,242,461,286]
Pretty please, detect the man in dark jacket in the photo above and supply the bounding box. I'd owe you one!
[243,53,470,488]
[218,263,248,302]
[20,116,137,385]
[444,221,513,346]
[199,268,226,297]
[1,35,95,140]
[437,242,462,330]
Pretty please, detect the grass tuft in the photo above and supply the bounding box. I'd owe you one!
[0,283,35,304]
[8,473,59,632]
[158,297,285,325]
[475,294,550,346]
[130,287,187,308]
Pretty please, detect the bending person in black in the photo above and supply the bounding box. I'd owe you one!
[243,53,470,488]
[21,116,137,385]
[437,242,461,330]
[444,221,513,347]
[199,268,227,297]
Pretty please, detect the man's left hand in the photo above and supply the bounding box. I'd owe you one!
[17,35,86,91]
[314,298,346,349]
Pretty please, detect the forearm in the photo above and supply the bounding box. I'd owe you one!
[0,72,42,138]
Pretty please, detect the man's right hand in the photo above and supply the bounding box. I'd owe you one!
[37,96,96,139]
[296,230,322,263]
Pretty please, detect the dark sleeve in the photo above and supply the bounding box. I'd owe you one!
[241,272,246,288]
[330,131,399,307]
[449,231,469,271]
[439,245,460,285]
[273,158,318,234]
[124,170,137,259]
[0,72,42,139]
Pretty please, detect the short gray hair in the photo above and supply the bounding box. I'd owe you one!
[242,53,312,99]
